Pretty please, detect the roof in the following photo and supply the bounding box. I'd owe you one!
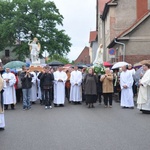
[107,11,150,48]
[101,0,117,20]
[89,31,98,43]
[98,0,111,15]
[74,46,89,62]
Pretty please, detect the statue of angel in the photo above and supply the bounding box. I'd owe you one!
[28,37,41,64]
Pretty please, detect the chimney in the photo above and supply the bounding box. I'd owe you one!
[136,0,148,19]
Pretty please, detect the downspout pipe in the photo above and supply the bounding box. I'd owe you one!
[114,38,125,62]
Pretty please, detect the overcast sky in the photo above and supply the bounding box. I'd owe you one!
[53,0,96,61]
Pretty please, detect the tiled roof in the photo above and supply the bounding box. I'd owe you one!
[89,31,98,43]
[98,0,111,14]
[74,46,89,63]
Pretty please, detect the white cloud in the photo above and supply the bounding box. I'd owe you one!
[53,0,96,61]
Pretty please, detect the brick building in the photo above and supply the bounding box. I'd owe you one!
[98,0,150,64]
[74,46,90,64]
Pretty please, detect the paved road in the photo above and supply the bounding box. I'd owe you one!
[0,100,150,150]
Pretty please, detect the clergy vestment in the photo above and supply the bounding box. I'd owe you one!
[2,72,16,105]
[53,71,67,105]
[0,74,5,128]
[120,70,134,107]
[70,70,82,102]
[37,72,42,100]
[137,69,150,111]
[30,72,37,102]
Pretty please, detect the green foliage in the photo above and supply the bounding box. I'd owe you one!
[48,54,70,64]
[93,64,105,75]
[0,0,72,60]
[86,64,105,75]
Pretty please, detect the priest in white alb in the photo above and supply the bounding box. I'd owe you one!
[137,63,150,113]
[53,66,67,106]
[2,68,16,110]
[30,71,37,104]
[0,74,5,130]
[70,66,82,104]
[120,65,134,108]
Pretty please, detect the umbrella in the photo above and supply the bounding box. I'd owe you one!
[134,60,150,67]
[3,61,26,69]
[77,64,87,69]
[112,61,128,69]
[48,61,64,66]
[133,67,145,85]
[103,62,112,67]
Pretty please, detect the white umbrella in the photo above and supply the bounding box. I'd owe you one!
[112,61,128,69]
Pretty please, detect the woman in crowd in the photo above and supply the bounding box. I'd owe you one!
[100,68,114,108]
[84,68,97,108]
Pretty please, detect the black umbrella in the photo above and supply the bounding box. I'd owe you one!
[48,61,64,66]
[77,64,87,69]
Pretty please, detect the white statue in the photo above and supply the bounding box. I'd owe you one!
[93,44,103,65]
[28,37,41,64]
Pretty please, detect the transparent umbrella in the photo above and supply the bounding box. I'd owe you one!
[3,61,26,69]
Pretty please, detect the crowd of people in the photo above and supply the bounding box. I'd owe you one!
[0,62,150,130]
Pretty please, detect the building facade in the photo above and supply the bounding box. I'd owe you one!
[97,0,150,64]
[74,46,90,64]
[89,31,98,63]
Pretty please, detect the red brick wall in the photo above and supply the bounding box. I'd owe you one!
[118,55,150,65]
[137,0,148,19]
[74,47,90,64]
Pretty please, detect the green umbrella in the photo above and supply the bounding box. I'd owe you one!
[3,61,26,69]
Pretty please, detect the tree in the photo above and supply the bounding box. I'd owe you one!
[48,54,70,64]
[0,0,72,61]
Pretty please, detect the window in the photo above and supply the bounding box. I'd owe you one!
[5,49,10,57]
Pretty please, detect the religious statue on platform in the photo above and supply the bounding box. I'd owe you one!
[93,44,103,65]
[28,37,41,64]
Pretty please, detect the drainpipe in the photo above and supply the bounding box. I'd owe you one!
[102,21,106,61]
[114,38,125,62]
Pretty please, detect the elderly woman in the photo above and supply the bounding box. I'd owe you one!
[84,68,97,108]
[100,68,114,108]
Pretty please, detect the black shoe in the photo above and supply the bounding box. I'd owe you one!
[54,104,57,107]
[122,106,129,109]
[91,104,95,108]
[0,128,5,131]
[32,102,36,104]
[130,107,134,109]
[4,105,8,110]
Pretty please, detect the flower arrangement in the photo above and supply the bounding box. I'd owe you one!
[93,64,105,75]
[87,64,105,75]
